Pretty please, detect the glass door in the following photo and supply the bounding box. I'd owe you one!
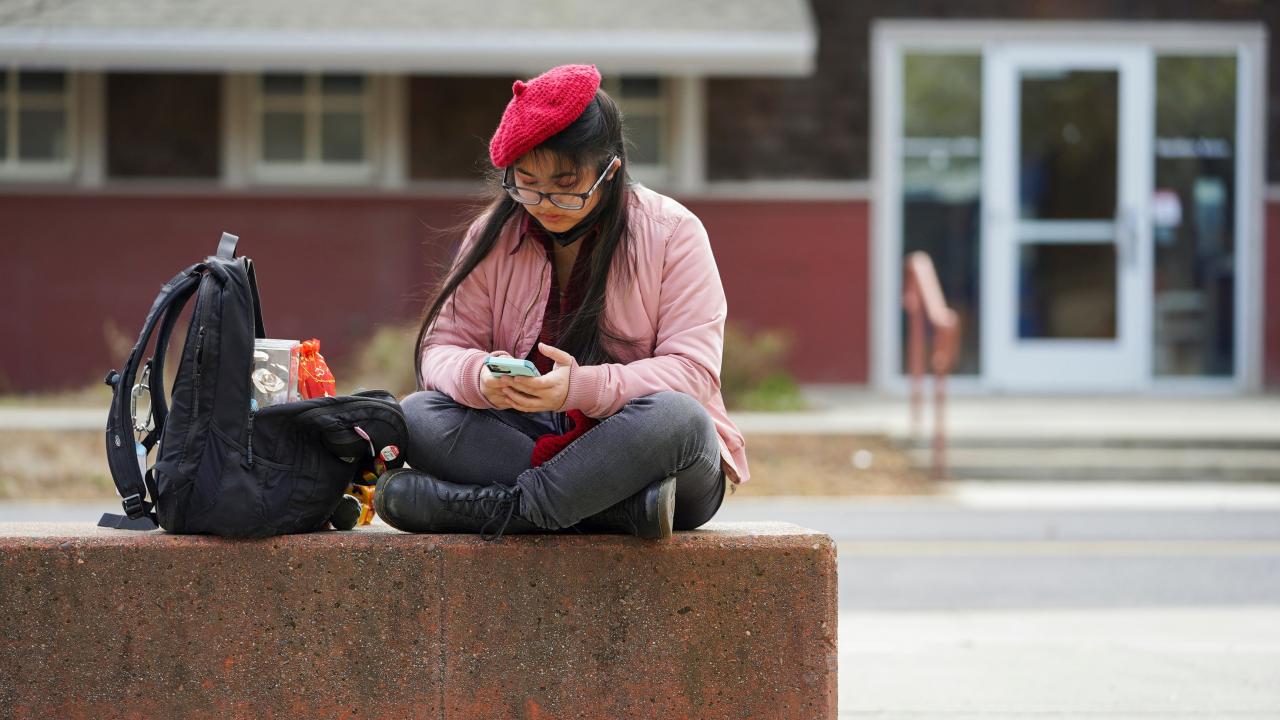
[982,46,1153,392]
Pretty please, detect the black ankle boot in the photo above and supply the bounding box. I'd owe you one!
[374,468,541,541]
[577,475,677,539]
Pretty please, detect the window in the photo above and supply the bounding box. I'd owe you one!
[603,76,669,178]
[405,75,671,184]
[1152,55,1237,377]
[408,76,510,181]
[899,54,983,375]
[252,73,373,182]
[0,69,74,178]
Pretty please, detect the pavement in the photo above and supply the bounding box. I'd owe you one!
[731,386,1280,445]
[715,481,1280,718]
[0,406,105,431]
[836,607,1280,718]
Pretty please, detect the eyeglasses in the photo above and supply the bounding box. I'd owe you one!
[501,156,618,211]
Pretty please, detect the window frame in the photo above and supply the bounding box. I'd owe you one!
[602,75,673,187]
[0,68,78,182]
[248,71,379,185]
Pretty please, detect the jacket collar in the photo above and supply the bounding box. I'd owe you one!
[508,212,539,256]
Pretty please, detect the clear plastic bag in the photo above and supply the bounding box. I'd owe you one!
[251,339,300,409]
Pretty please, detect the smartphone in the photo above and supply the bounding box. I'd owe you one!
[485,355,541,377]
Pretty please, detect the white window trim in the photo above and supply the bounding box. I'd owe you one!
[245,72,383,186]
[603,76,674,189]
[0,68,78,183]
[870,20,1267,395]
[76,71,103,187]
[377,74,407,189]
[670,75,705,194]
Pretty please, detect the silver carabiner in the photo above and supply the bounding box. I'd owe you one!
[131,362,154,437]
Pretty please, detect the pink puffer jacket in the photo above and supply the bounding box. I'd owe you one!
[419,184,749,485]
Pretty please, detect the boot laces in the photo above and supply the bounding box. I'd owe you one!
[480,487,521,542]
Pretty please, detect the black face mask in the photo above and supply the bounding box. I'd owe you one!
[541,192,609,248]
[544,224,593,248]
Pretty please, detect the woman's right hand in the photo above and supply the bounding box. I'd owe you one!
[479,351,516,409]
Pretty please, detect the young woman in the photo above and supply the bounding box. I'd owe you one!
[374,64,750,541]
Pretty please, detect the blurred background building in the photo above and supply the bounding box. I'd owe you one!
[0,0,1275,395]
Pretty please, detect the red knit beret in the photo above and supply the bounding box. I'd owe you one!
[488,64,602,168]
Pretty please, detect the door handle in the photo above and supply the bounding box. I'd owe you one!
[1117,206,1138,270]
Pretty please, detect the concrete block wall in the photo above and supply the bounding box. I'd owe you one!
[0,521,838,719]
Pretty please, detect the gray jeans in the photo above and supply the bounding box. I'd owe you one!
[400,389,727,531]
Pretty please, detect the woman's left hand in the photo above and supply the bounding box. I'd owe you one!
[503,342,574,413]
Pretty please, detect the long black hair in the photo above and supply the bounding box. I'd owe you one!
[414,88,642,388]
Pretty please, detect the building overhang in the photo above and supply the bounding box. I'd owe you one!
[0,1,816,76]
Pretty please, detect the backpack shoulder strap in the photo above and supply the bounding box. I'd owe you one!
[138,271,204,450]
[103,263,205,523]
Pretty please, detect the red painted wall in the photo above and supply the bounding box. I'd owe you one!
[683,198,869,384]
[0,193,870,392]
[1,193,466,393]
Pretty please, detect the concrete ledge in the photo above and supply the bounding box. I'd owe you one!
[0,521,837,719]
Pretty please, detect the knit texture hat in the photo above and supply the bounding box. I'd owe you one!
[489,64,602,168]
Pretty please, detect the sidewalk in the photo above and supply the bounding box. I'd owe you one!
[838,607,1280,718]
[728,385,1280,445]
[717,481,1280,718]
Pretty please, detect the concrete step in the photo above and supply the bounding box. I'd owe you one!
[898,436,1280,450]
[906,446,1280,481]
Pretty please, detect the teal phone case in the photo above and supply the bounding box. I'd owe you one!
[485,355,541,377]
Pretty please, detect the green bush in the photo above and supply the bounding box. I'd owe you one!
[720,323,807,411]
[341,323,419,398]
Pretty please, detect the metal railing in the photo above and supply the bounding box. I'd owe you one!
[902,251,960,480]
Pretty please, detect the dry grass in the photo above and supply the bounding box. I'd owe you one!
[728,433,938,497]
[0,429,935,501]
[0,431,117,500]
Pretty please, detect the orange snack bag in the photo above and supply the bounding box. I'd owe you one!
[297,339,337,399]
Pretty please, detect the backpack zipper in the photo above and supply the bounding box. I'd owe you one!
[191,325,206,414]
[182,325,207,465]
[194,325,206,364]
[244,408,256,467]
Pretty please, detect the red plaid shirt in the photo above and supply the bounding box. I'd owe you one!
[517,214,600,375]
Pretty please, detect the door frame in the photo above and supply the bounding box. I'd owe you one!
[870,20,1267,394]
[982,44,1153,392]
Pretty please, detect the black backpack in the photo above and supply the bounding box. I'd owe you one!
[103,232,407,537]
